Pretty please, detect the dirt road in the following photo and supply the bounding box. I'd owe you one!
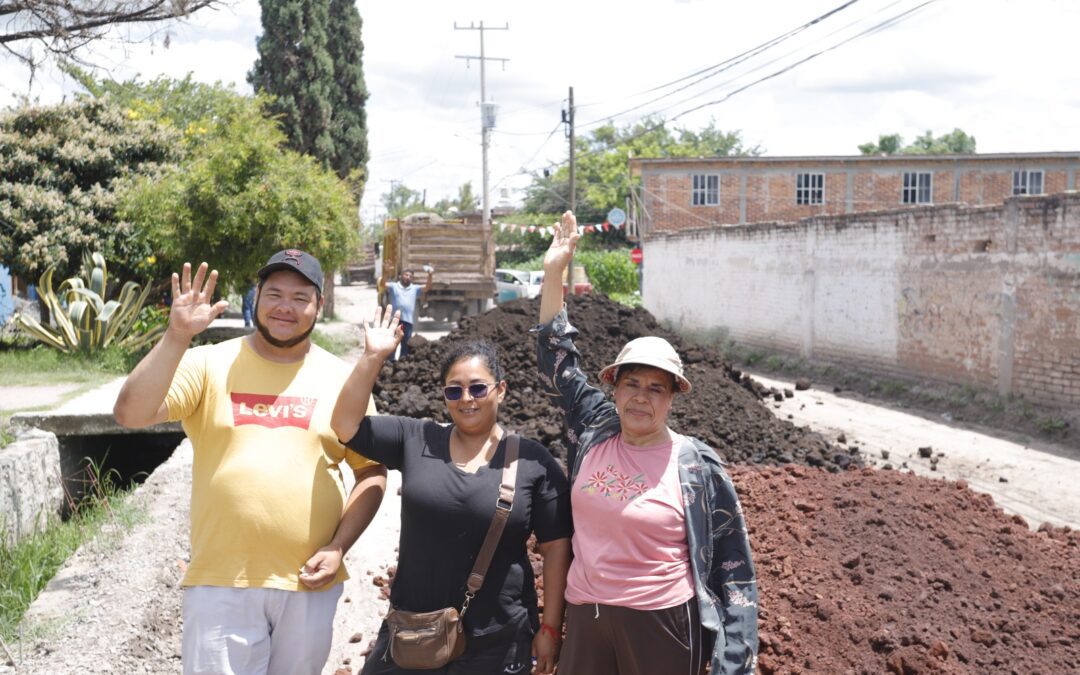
[748,371,1080,529]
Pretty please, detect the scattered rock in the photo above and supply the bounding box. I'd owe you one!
[795,378,812,391]
[918,446,933,458]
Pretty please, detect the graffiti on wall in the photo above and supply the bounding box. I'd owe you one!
[898,287,948,332]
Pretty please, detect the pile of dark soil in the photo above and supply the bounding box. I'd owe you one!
[376,294,856,471]
[735,464,1079,674]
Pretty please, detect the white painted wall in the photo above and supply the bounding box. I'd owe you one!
[644,221,901,363]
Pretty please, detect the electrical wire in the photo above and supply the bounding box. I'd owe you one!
[575,0,863,115]
[669,0,937,122]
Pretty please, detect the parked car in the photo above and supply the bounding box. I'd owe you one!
[495,268,530,304]
[526,270,544,298]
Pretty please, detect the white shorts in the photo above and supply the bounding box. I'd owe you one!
[182,584,343,675]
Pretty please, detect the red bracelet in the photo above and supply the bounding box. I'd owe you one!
[539,623,561,641]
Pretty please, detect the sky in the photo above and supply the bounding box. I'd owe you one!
[4,0,1080,224]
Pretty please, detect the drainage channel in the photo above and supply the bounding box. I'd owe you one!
[10,411,184,518]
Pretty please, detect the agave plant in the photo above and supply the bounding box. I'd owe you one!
[14,252,166,353]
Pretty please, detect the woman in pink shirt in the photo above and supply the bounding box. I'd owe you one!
[534,212,758,675]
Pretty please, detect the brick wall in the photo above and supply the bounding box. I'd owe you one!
[634,154,1080,234]
[643,193,1080,410]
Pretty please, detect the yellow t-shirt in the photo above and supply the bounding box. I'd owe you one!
[165,336,378,591]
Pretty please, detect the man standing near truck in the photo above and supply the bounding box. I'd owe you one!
[384,266,433,360]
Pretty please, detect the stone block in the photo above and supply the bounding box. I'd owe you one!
[0,429,63,547]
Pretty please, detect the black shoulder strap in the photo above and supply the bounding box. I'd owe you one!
[461,434,519,614]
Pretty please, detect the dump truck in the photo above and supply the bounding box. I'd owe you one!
[378,212,496,322]
[340,242,378,285]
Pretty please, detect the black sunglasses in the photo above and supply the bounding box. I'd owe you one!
[443,382,497,401]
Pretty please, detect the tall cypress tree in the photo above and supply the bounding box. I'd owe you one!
[325,0,369,186]
[248,0,368,184]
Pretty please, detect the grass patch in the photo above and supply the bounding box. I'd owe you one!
[1037,416,1069,436]
[0,342,136,387]
[311,329,355,357]
[0,460,146,642]
[0,417,14,448]
[608,291,642,308]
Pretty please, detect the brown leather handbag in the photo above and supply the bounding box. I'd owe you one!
[384,434,520,670]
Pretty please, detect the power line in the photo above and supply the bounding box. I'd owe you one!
[641,0,913,121]
[670,0,937,122]
[575,0,863,119]
[565,0,937,153]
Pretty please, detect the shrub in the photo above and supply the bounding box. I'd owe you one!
[13,252,164,353]
[575,250,639,296]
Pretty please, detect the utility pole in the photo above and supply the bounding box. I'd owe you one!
[563,86,576,289]
[382,179,402,216]
[455,21,509,227]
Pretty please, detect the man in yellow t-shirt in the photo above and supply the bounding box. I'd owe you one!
[115,250,387,675]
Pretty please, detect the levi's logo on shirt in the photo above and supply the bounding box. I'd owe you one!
[230,393,316,429]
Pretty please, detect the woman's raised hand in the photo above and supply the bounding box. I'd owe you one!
[543,210,580,275]
[364,305,403,359]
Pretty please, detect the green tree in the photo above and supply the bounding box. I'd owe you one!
[432,181,480,216]
[524,118,759,223]
[118,94,359,292]
[858,128,976,155]
[0,99,180,283]
[248,0,335,163]
[381,183,425,217]
[248,0,368,189]
[64,66,248,146]
[324,0,369,187]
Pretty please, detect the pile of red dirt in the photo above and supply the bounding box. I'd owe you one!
[377,294,856,471]
[735,464,1078,674]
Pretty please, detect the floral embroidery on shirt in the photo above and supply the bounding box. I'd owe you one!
[580,465,650,502]
[728,588,756,608]
[721,559,745,571]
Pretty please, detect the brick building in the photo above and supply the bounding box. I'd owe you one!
[629,152,1080,234]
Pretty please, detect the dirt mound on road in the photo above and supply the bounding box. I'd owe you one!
[377,294,855,471]
[737,464,1079,674]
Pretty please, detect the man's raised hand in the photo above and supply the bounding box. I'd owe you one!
[168,262,230,338]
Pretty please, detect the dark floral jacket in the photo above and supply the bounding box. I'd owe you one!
[535,309,758,674]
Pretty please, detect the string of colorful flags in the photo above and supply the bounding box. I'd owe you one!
[495,221,624,236]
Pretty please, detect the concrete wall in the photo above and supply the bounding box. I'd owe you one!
[644,193,1080,409]
[0,430,63,547]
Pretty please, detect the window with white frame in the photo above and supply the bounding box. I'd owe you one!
[902,172,932,204]
[691,174,719,206]
[796,173,824,205]
[1013,170,1044,195]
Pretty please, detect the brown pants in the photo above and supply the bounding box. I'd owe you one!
[558,599,709,675]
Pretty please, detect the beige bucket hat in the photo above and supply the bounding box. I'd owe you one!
[598,336,692,393]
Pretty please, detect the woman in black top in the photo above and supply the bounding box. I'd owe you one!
[332,306,572,675]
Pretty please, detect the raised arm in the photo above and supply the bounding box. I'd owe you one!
[330,305,403,443]
[539,211,580,325]
[421,266,434,304]
[113,262,229,428]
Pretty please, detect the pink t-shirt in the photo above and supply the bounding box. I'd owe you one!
[565,433,695,610]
